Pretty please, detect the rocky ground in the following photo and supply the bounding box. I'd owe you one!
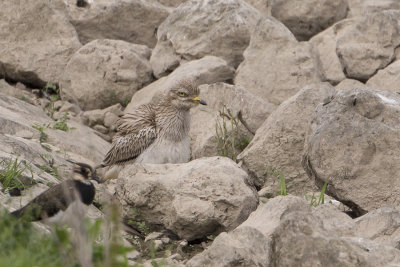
[1,0,400,266]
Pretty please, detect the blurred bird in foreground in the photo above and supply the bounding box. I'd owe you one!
[11,160,98,222]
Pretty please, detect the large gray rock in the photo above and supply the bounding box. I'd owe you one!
[366,60,400,93]
[354,206,400,249]
[336,11,400,81]
[269,0,348,41]
[311,11,400,84]
[184,196,299,266]
[244,0,270,15]
[303,88,400,216]
[60,39,153,110]
[309,20,352,85]
[59,0,170,48]
[335,78,366,91]
[347,0,400,18]
[0,80,37,105]
[153,0,186,7]
[115,157,258,241]
[125,56,235,112]
[0,0,81,86]
[238,83,335,191]
[239,195,311,236]
[187,227,270,267]
[270,209,400,266]
[191,83,275,160]
[235,16,323,105]
[150,0,261,77]
[190,196,400,267]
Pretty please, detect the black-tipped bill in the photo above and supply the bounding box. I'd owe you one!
[192,96,207,105]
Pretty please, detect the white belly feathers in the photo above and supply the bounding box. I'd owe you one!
[135,136,191,164]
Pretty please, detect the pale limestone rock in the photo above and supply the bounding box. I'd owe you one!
[61,39,152,110]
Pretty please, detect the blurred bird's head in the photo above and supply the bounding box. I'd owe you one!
[67,160,100,183]
[167,80,207,110]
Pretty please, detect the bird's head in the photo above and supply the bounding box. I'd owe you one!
[67,160,101,183]
[167,80,207,110]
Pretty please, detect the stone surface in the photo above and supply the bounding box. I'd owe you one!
[0,80,36,105]
[238,83,335,191]
[0,93,109,164]
[125,56,235,112]
[187,227,270,267]
[303,88,400,216]
[153,0,186,7]
[191,82,275,159]
[366,60,400,93]
[354,206,400,249]
[60,39,152,110]
[115,157,258,241]
[309,20,352,85]
[244,0,270,15]
[239,195,311,236]
[190,195,396,267]
[150,0,261,76]
[270,209,400,266]
[335,79,366,91]
[0,0,81,86]
[336,11,400,82]
[235,16,323,105]
[269,0,348,41]
[311,11,400,84]
[347,0,400,18]
[59,0,170,48]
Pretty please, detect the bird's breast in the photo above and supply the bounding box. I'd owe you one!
[135,136,191,164]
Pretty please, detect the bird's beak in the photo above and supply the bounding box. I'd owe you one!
[192,96,207,105]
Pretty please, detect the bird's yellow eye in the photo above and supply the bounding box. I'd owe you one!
[178,92,187,97]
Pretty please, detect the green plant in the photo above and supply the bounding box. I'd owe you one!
[37,164,60,180]
[43,82,61,118]
[101,204,134,267]
[0,202,135,267]
[269,169,287,196]
[128,208,150,235]
[44,82,60,101]
[149,242,169,267]
[53,112,70,132]
[0,158,28,193]
[18,95,30,103]
[120,97,130,108]
[215,106,250,161]
[308,181,329,207]
[32,124,48,143]
[0,209,66,267]
[108,91,118,105]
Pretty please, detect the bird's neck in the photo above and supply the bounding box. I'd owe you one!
[155,104,190,142]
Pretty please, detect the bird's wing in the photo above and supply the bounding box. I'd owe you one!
[11,180,77,221]
[102,104,157,166]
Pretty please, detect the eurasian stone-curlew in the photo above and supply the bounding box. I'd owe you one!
[97,80,207,180]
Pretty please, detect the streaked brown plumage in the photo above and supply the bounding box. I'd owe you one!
[98,80,206,179]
